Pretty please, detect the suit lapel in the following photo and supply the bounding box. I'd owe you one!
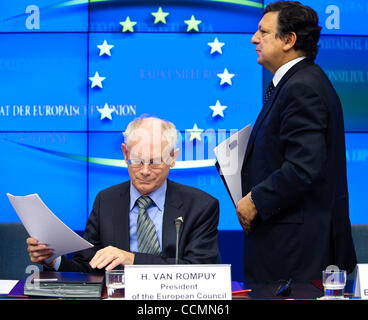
[243,58,314,165]
[113,182,131,251]
[245,94,275,159]
[162,180,184,250]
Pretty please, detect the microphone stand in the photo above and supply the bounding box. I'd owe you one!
[174,217,183,264]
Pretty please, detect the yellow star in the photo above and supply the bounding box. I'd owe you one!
[120,16,137,32]
[188,123,204,141]
[184,15,201,32]
[152,7,169,24]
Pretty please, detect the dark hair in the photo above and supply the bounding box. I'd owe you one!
[265,1,322,60]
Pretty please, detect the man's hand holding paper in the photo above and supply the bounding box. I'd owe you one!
[26,237,56,268]
[236,192,258,234]
[7,193,93,266]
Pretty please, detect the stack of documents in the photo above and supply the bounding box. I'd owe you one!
[6,193,93,263]
[24,271,104,298]
[214,124,252,206]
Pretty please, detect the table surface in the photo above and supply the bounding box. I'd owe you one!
[0,278,358,300]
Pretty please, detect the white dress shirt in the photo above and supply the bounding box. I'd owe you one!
[272,56,306,87]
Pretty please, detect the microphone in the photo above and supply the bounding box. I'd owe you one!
[174,217,184,264]
[275,278,292,297]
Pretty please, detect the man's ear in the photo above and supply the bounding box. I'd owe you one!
[169,148,180,168]
[121,143,129,165]
[282,32,297,51]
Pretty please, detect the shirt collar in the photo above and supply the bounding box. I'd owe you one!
[129,180,167,212]
[272,56,306,87]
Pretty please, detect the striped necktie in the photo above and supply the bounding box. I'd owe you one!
[136,195,161,255]
[264,81,275,104]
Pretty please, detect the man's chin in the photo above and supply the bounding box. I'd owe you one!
[136,182,155,195]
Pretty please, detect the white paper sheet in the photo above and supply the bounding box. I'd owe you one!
[0,280,18,294]
[6,193,93,263]
[214,124,252,206]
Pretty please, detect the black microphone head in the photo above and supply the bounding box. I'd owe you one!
[275,279,292,297]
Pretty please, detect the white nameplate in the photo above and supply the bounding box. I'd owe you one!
[354,264,368,299]
[125,264,231,300]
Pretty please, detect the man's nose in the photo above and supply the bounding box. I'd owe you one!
[140,163,151,175]
[251,30,259,44]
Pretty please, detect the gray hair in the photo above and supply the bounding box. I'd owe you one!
[123,116,178,153]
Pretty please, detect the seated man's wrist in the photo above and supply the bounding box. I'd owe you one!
[44,256,60,270]
[130,252,135,265]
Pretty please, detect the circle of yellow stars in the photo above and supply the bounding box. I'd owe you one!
[89,7,236,142]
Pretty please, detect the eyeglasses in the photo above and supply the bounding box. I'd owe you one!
[128,158,167,169]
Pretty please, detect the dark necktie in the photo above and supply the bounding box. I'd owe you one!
[264,81,275,104]
[136,196,161,255]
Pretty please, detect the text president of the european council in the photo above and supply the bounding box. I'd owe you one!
[26,116,219,272]
[235,1,356,283]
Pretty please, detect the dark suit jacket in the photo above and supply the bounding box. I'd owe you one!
[241,58,357,283]
[59,179,219,272]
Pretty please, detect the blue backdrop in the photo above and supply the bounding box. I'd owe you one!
[1,0,367,233]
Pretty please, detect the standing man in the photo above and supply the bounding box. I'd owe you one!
[27,116,219,272]
[237,1,356,282]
